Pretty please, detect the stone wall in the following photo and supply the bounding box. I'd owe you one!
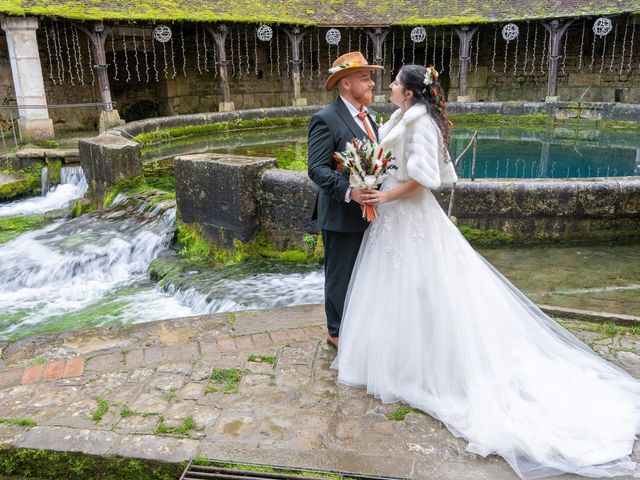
[2,18,640,132]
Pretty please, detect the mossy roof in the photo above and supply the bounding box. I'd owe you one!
[0,0,639,26]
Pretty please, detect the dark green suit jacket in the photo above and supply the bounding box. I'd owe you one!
[307,97,379,232]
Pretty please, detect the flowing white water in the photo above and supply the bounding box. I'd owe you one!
[0,165,88,217]
[0,198,193,338]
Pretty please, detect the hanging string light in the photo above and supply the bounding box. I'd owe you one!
[432,27,438,66]
[530,23,538,75]
[608,18,618,72]
[230,27,236,77]
[589,21,598,70]
[513,29,519,75]
[110,29,118,81]
[254,24,259,77]
[449,29,454,77]
[391,29,396,72]
[561,27,568,75]
[619,16,629,75]
[316,28,320,78]
[245,26,250,74]
[627,17,636,72]
[578,19,586,70]
[211,30,218,78]
[142,28,150,82]
[161,37,169,79]
[237,28,243,78]
[275,28,280,76]
[540,27,547,74]
[348,28,352,51]
[180,25,186,77]
[44,21,56,84]
[202,27,209,73]
[424,26,429,67]
[599,24,609,73]
[72,26,84,84]
[474,29,480,72]
[441,27,445,72]
[491,24,497,72]
[365,31,369,61]
[64,24,75,85]
[86,37,95,85]
[194,27,202,74]
[301,36,305,77]
[269,28,274,76]
[523,22,530,74]
[151,28,159,81]
[285,31,290,78]
[169,31,177,79]
[133,29,141,82]
[358,28,362,52]
[308,27,313,80]
[123,30,131,83]
[55,22,65,84]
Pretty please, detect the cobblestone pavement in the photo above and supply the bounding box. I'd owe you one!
[0,305,639,479]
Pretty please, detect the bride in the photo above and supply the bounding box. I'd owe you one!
[333,64,640,479]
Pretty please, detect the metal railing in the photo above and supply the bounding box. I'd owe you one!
[447,130,478,219]
[0,102,115,151]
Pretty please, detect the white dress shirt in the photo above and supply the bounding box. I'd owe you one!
[339,96,377,202]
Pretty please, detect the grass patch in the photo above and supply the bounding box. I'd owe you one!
[29,357,45,366]
[91,397,109,423]
[386,405,424,421]
[206,368,243,394]
[0,417,37,428]
[154,415,196,436]
[628,326,640,336]
[119,404,134,418]
[162,389,179,403]
[601,321,619,337]
[247,354,276,364]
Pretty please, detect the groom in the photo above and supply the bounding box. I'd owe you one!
[307,52,384,350]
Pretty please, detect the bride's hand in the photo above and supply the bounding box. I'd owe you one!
[361,189,388,205]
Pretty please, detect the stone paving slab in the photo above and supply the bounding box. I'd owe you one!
[0,305,639,479]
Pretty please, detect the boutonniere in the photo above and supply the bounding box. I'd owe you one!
[372,111,384,128]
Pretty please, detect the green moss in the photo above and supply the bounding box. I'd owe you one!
[91,397,109,423]
[599,119,640,130]
[0,214,50,245]
[136,117,309,148]
[247,354,276,364]
[192,457,340,478]
[46,159,63,185]
[154,415,196,436]
[206,367,243,394]
[458,225,515,247]
[35,140,60,149]
[386,405,425,421]
[71,198,96,218]
[450,113,553,127]
[0,448,180,479]
[0,164,43,201]
[0,417,37,428]
[102,175,146,208]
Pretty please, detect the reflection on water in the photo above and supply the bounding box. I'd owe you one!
[144,124,640,179]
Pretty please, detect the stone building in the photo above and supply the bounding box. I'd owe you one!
[0,1,639,138]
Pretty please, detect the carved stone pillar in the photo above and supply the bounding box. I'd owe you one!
[542,19,574,102]
[454,26,479,102]
[282,26,307,107]
[366,28,391,102]
[204,24,234,111]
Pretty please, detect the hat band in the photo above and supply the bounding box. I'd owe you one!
[328,61,372,73]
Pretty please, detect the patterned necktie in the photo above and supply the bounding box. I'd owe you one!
[356,111,376,142]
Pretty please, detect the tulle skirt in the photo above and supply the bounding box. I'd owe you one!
[333,179,640,479]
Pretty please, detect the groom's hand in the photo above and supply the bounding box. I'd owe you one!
[350,188,376,205]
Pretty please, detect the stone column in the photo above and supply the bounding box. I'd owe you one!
[205,24,234,112]
[366,28,391,102]
[75,21,124,132]
[282,26,307,107]
[542,19,574,102]
[454,26,479,102]
[1,17,54,142]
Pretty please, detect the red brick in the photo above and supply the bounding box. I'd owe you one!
[43,361,65,381]
[0,368,24,388]
[21,364,45,385]
[216,336,237,352]
[62,357,85,378]
[251,333,273,347]
[233,335,254,351]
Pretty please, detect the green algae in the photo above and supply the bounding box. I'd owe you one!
[154,415,196,436]
[0,214,50,244]
[0,165,43,201]
[0,448,180,480]
[136,117,309,149]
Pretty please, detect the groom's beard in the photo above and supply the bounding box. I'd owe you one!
[353,90,373,108]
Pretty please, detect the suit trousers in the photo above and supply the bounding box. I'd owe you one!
[322,229,365,338]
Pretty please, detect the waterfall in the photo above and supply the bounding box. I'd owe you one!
[0,165,88,217]
[0,197,192,338]
[40,166,49,195]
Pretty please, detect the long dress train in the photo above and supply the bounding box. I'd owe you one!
[333,104,640,479]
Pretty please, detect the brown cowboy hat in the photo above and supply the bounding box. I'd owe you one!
[324,51,384,91]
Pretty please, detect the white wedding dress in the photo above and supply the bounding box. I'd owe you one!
[333,104,640,479]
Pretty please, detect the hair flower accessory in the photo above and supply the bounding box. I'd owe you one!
[424,65,439,86]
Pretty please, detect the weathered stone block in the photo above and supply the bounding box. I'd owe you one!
[260,169,318,248]
[175,153,277,245]
[78,134,142,208]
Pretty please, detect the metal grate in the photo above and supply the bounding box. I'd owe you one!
[180,458,407,480]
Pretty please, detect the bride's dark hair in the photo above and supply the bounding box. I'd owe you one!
[398,64,452,151]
